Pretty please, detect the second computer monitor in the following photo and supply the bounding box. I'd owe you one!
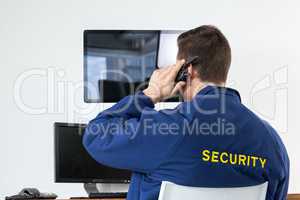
[54,122,131,183]
[84,30,182,103]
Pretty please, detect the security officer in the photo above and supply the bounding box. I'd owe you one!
[83,25,289,200]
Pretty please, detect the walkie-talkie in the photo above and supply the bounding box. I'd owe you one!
[175,56,199,82]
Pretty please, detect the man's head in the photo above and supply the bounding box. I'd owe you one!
[176,25,231,99]
[143,25,231,103]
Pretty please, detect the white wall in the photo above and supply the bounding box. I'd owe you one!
[0,0,299,198]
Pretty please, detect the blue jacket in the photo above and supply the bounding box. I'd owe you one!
[83,86,289,200]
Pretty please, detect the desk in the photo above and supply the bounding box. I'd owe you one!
[288,194,300,200]
[43,195,299,200]
[65,195,298,200]
[36,194,300,200]
[38,198,125,200]
[45,194,300,200]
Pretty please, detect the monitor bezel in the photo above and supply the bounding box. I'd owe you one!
[54,122,131,183]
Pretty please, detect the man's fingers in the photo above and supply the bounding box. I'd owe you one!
[159,60,185,76]
[171,81,186,96]
[168,59,185,79]
[174,59,185,73]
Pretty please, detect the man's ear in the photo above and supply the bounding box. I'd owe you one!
[188,64,198,78]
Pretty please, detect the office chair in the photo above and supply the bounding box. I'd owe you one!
[158,181,268,200]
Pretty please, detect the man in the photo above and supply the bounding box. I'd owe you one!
[83,25,289,200]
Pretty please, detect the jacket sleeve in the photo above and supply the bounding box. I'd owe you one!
[274,176,289,200]
[82,92,184,173]
[273,146,290,200]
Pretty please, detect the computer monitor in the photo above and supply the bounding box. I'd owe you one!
[54,122,131,183]
[84,30,182,103]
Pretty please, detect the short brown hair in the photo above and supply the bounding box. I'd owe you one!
[177,25,231,84]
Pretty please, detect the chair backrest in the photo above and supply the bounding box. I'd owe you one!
[158,181,268,200]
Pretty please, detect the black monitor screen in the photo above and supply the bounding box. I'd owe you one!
[84,30,160,103]
[54,122,131,183]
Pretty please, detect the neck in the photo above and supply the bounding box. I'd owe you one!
[183,79,225,101]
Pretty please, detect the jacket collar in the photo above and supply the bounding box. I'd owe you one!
[195,85,241,103]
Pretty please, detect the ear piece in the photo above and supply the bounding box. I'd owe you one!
[175,56,199,83]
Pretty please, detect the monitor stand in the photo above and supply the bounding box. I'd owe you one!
[84,183,129,195]
[84,183,99,194]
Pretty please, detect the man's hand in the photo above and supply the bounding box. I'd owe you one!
[143,60,186,104]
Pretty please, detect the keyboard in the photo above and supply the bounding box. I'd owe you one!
[89,192,127,199]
